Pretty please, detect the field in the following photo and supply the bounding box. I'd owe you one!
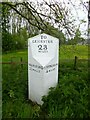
[2,45,90,118]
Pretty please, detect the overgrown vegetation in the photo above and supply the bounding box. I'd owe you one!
[41,69,89,118]
[2,45,89,119]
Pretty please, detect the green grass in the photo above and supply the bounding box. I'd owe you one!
[2,45,89,118]
[60,45,88,59]
[2,49,28,62]
[2,45,88,62]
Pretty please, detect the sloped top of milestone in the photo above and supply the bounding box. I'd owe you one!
[28,33,59,41]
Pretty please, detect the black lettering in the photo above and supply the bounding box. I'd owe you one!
[38,45,42,50]
[43,45,47,50]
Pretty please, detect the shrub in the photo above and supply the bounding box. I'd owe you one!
[41,72,89,119]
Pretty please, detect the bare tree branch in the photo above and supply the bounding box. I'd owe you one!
[1,1,77,37]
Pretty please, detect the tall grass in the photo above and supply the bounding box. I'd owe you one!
[2,45,89,118]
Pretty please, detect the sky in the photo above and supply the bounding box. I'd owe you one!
[66,0,88,38]
[34,0,88,38]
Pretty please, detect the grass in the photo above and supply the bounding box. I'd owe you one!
[60,45,88,59]
[2,45,88,62]
[2,49,28,62]
[2,45,89,118]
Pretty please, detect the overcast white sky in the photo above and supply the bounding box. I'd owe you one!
[34,0,88,38]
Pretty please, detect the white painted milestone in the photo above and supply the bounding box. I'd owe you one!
[28,33,59,105]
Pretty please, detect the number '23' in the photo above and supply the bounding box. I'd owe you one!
[38,45,47,50]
